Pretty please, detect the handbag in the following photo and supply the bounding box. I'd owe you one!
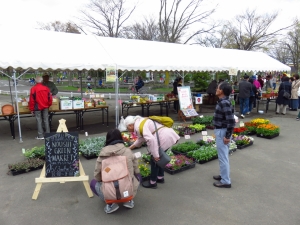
[283,84,290,99]
[152,120,171,168]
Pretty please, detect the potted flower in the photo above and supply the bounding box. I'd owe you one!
[251,118,270,126]
[232,134,254,149]
[165,155,195,175]
[187,145,218,164]
[8,158,45,176]
[171,141,200,155]
[23,146,45,160]
[244,122,257,135]
[256,123,280,139]
[138,162,151,181]
[233,127,248,135]
[79,136,106,159]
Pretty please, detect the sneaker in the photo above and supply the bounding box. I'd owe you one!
[240,114,245,119]
[296,117,299,121]
[104,203,119,214]
[246,112,250,115]
[35,137,44,140]
[123,200,134,209]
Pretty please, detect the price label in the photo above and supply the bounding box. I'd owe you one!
[22,148,25,154]
[96,94,100,97]
[134,152,142,158]
[85,132,88,136]
[240,122,244,127]
[199,115,203,118]
[201,131,207,135]
[184,135,191,139]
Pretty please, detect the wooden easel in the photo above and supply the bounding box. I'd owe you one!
[178,110,197,122]
[32,119,93,200]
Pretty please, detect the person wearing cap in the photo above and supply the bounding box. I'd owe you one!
[29,76,52,140]
[238,75,252,118]
[42,74,58,96]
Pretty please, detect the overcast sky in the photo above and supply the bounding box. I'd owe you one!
[0,0,298,32]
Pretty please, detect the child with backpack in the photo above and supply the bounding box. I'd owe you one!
[90,129,141,214]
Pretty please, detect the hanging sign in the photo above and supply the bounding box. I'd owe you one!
[106,65,117,82]
[229,68,238,76]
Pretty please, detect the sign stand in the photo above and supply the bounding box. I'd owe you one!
[32,119,93,200]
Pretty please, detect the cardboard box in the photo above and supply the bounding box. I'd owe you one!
[49,98,60,111]
[60,100,73,110]
[84,101,95,109]
[16,102,30,113]
[73,100,84,109]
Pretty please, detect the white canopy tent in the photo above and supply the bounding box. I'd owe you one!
[0,29,290,142]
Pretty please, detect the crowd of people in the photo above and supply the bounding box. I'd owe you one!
[206,73,300,119]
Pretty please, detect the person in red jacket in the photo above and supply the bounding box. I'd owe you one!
[29,76,52,139]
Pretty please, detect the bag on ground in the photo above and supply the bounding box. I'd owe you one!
[101,156,133,204]
[118,116,127,132]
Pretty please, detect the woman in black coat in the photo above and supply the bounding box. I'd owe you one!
[276,77,291,115]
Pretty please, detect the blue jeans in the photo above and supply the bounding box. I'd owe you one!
[90,179,104,201]
[35,108,50,138]
[214,128,231,184]
[150,156,164,182]
[239,97,249,115]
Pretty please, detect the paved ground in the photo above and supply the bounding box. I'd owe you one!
[0,86,300,225]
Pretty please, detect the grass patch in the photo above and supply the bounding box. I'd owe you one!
[57,86,172,93]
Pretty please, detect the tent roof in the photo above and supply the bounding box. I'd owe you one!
[0,29,290,72]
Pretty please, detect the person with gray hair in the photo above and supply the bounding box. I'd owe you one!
[124,115,180,189]
[29,76,52,139]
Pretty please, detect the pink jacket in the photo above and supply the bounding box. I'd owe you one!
[133,117,180,158]
[253,80,261,90]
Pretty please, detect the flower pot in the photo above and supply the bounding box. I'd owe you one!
[262,93,271,98]
[10,165,44,176]
[205,125,214,130]
[237,141,253,149]
[164,162,196,175]
[2,104,14,115]
[195,155,218,164]
[171,150,189,156]
[81,153,98,160]
[141,176,150,182]
[256,133,279,139]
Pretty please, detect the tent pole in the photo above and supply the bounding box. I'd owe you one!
[13,70,23,143]
[8,75,13,104]
[115,65,118,128]
[79,71,83,98]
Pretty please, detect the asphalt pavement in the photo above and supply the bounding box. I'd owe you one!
[0,80,299,225]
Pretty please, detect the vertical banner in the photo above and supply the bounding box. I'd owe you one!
[106,65,117,82]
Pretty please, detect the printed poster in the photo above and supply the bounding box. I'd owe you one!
[106,65,117,82]
[177,86,193,110]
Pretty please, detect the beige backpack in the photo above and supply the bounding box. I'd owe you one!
[101,155,134,204]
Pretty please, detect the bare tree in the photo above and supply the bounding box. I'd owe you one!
[285,21,300,72]
[268,41,291,64]
[224,9,292,51]
[158,0,217,44]
[79,0,136,37]
[37,21,81,34]
[194,25,230,48]
[122,17,160,41]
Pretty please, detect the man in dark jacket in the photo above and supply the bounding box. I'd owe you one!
[173,77,182,113]
[42,74,58,95]
[29,76,52,139]
[238,75,252,118]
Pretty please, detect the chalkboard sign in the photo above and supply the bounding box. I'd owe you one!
[45,132,79,178]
